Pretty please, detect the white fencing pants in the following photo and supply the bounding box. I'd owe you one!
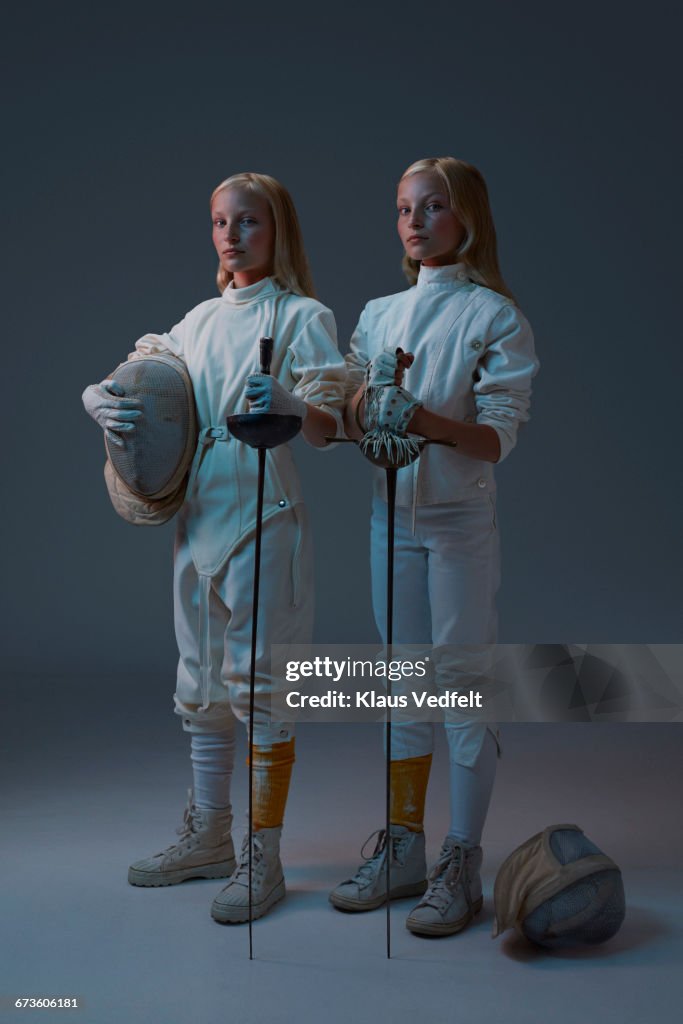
[173,504,314,748]
[447,728,498,846]
[371,494,500,769]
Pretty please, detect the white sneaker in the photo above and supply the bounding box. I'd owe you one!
[329,826,428,912]
[406,837,483,936]
[128,791,235,887]
[211,826,286,924]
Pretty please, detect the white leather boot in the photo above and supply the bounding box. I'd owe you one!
[128,791,235,887]
[329,826,428,912]
[211,826,286,924]
[406,837,483,935]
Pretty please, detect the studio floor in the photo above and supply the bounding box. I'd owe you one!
[2,676,682,1024]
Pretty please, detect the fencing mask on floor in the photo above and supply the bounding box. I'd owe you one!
[103,353,198,526]
[492,824,625,950]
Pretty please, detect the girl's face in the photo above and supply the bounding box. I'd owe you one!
[397,171,466,267]
[211,186,275,288]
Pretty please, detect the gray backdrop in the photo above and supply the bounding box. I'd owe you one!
[2,0,681,673]
[2,6,682,1023]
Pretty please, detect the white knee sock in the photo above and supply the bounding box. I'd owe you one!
[447,728,498,847]
[190,731,235,810]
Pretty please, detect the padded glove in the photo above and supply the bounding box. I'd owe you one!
[365,384,422,435]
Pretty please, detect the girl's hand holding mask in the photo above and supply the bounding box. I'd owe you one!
[82,378,142,448]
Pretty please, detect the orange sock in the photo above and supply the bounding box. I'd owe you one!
[390,753,433,831]
[249,738,296,830]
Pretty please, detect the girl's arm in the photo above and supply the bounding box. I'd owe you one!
[407,407,501,462]
[343,385,366,440]
[302,404,339,448]
[407,303,537,462]
[345,385,501,461]
[130,309,194,361]
[289,308,347,448]
[343,307,372,439]
[470,303,538,462]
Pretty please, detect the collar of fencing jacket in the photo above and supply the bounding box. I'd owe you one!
[416,261,471,289]
[222,275,282,305]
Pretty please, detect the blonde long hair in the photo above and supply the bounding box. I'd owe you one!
[400,157,515,301]
[210,172,316,298]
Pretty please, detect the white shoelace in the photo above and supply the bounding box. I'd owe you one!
[231,832,267,884]
[349,829,408,887]
[151,790,200,856]
[418,844,470,913]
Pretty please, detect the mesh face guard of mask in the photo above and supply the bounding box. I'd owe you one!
[492,824,625,950]
[103,353,198,526]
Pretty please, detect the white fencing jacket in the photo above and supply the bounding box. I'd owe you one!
[133,276,345,574]
[345,263,539,507]
[132,276,346,706]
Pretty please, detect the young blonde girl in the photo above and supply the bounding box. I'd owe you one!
[83,172,346,923]
[330,157,538,936]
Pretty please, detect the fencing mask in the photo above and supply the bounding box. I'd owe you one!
[103,353,198,526]
[493,824,625,950]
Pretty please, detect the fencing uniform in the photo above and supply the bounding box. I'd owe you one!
[132,275,346,745]
[346,262,538,771]
[329,262,538,925]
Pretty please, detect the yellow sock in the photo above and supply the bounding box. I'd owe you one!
[249,738,296,830]
[390,753,433,832]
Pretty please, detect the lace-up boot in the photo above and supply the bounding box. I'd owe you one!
[406,837,483,935]
[211,826,285,924]
[329,826,427,912]
[128,791,235,887]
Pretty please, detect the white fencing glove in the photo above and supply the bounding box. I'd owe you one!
[82,379,142,448]
[367,349,400,387]
[244,373,308,418]
[366,347,414,387]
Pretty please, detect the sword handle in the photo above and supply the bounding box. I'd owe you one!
[259,336,274,376]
